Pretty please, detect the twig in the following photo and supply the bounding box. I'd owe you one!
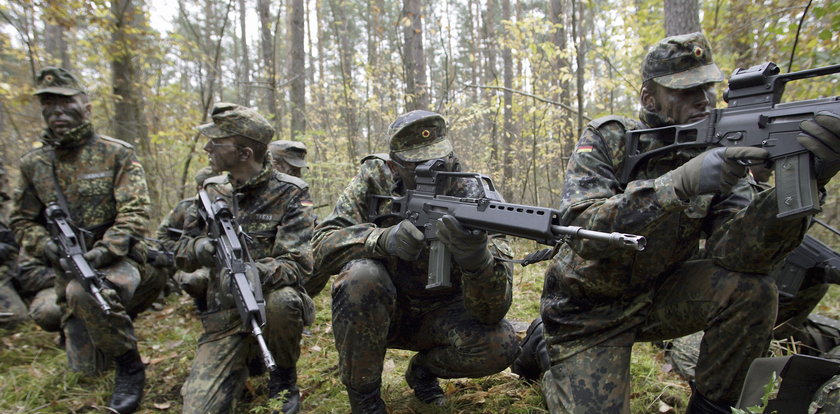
[461,83,591,121]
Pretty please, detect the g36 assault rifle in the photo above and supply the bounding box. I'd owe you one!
[45,202,111,315]
[197,190,277,371]
[619,62,840,219]
[368,159,646,291]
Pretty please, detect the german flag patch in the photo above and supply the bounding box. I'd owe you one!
[576,145,593,153]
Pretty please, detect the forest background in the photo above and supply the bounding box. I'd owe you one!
[0,0,839,413]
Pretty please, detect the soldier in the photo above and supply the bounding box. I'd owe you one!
[0,161,27,330]
[311,110,520,413]
[10,67,153,413]
[147,166,216,310]
[174,103,315,414]
[516,33,840,413]
[268,140,307,178]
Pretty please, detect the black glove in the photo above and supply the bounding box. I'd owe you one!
[671,146,769,200]
[44,240,62,267]
[520,247,557,267]
[151,249,174,267]
[797,111,840,186]
[83,246,116,269]
[435,215,492,272]
[0,242,14,262]
[194,237,216,268]
[378,219,424,261]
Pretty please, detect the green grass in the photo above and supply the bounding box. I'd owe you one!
[1,241,838,413]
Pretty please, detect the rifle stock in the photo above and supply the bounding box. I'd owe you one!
[45,203,111,315]
[197,190,277,372]
[369,159,646,291]
[619,62,840,219]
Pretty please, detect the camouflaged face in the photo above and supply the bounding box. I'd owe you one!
[388,110,453,162]
[197,102,275,145]
[642,32,723,89]
[269,140,308,168]
[34,67,85,96]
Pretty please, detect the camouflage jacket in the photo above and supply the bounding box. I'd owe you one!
[10,123,150,264]
[156,197,193,253]
[175,158,314,314]
[542,115,809,359]
[311,156,514,324]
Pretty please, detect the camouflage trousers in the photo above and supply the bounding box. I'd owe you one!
[29,287,62,332]
[181,286,306,414]
[331,259,519,391]
[542,259,777,413]
[0,275,27,330]
[59,258,153,368]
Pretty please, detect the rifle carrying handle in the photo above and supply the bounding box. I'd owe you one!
[426,240,452,291]
[774,152,821,219]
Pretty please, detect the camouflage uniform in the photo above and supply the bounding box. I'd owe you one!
[538,33,810,413]
[15,250,62,332]
[10,68,155,400]
[175,103,315,414]
[312,110,519,411]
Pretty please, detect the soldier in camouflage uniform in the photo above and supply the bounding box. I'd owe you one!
[175,103,315,414]
[10,67,153,414]
[311,110,520,413]
[147,166,215,310]
[0,161,28,330]
[269,140,307,178]
[523,33,840,413]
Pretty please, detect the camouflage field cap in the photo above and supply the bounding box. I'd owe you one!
[34,67,85,96]
[388,110,452,162]
[642,32,724,89]
[197,102,275,145]
[269,140,308,168]
[194,166,216,187]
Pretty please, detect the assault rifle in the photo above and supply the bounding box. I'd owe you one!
[775,218,840,297]
[145,237,175,268]
[44,202,111,315]
[618,62,840,219]
[368,159,646,291]
[197,190,277,372]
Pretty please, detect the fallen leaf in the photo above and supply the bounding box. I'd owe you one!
[154,401,172,410]
[658,400,673,413]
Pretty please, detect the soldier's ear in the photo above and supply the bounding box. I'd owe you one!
[238,146,254,162]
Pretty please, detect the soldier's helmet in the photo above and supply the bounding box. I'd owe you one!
[388,110,453,162]
[197,102,275,145]
[642,32,723,89]
[269,140,308,168]
[34,67,85,96]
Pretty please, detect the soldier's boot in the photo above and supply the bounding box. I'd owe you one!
[346,382,387,414]
[511,317,550,382]
[405,358,446,406]
[686,382,733,414]
[268,367,301,414]
[108,348,145,414]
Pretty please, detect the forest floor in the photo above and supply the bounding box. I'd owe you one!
[2,239,838,414]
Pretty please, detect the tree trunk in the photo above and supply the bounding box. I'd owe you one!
[483,0,499,167]
[402,0,429,111]
[664,0,701,36]
[501,0,513,201]
[44,22,71,69]
[289,0,305,139]
[328,0,359,161]
[238,0,251,106]
[258,0,278,123]
[571,0,586,137]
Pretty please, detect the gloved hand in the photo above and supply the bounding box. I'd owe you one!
[194,237,216,268]
[83,246,116,269]
[435,215,492,272]
[0,242,14,262]
[43,239,62,267]
[671,146,769,200]
[377,219,424,261]
[151,250,173,267]
[797,111,840,186]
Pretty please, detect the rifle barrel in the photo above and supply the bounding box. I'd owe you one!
[551,225,647,251]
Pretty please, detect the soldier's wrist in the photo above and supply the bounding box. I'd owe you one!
[366,227,390,257]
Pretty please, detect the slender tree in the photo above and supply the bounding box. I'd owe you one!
[289,0,305,138]
[402,0,429,110]
[664,0,700,36]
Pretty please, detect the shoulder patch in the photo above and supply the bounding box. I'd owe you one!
[98,135,135,149]
[275,172,309,190]
[360,153,390,164]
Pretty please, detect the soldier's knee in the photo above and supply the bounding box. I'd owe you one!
[29,290,62,332]
[332,259,394,299]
